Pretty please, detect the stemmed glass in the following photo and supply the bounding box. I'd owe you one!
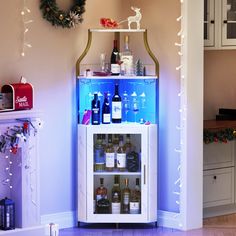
[123,91,130,122]
[131,92,139,123]
[100,53,106,72]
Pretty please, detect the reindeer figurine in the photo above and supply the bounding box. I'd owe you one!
[127,6,142,30]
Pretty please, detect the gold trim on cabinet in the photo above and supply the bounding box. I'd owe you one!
[76,29,92,78]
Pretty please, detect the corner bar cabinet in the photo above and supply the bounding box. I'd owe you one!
[76,29,159,225]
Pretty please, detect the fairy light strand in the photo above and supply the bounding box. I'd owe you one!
[21,0,33,57]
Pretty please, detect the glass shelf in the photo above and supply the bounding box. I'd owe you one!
[93,172,141,176]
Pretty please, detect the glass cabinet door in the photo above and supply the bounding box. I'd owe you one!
[204,0,215,46]
[222,0,236,45]
[86,126,148,222]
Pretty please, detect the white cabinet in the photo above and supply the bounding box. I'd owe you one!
[203,141,235,208]
[204,0,236,49]
[77,124,157,224]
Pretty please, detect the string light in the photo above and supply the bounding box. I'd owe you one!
[21,0,33,57]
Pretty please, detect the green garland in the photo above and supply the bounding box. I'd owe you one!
[40,0,86,28]
[204,128,236,144]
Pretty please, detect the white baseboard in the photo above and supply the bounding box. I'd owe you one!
[41,211,76,229]
[158,210,182,230]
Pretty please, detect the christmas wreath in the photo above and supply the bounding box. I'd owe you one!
[40,0,86,28]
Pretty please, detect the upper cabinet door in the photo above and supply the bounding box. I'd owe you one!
[222,0,236,46]
[204,0,215,47]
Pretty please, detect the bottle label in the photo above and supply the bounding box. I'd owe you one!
[112,101,122,119]
[92,108,100,124]
[111,64,120,74]
[123,193,130,205]
[105,153,115,167]
[103,113,110,123]
[129,202,140,214]
[94,149,105,164]
[121,55,133,75]
[117,153,126,168]
[112,202,121,214]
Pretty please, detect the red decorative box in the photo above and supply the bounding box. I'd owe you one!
[0,82,33,111]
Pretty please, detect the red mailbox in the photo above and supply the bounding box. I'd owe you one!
[1,82,33,111]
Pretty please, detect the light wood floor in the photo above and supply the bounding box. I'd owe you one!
[203,213,236,228]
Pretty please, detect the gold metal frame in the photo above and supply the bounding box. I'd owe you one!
[76,29,159,78]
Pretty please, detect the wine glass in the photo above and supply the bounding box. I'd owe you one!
[123,91,130,122]
[100,53,106,72]
[131,92,139,123]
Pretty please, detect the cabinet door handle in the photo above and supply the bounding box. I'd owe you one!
[210,20,215,24]
[213,175,217,180]
[144,165,146,185]
[223,20,228,24]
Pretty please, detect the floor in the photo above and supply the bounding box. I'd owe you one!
[59,223,236,236]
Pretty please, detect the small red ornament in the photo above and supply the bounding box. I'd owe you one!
[214,137,218,143]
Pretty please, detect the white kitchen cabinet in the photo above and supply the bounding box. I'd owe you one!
[203,141,235,210]
[204,0,236,49]
[77,124,157,224]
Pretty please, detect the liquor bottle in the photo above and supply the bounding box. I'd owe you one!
[111,175,121,214]
[116,135,126,171]
[105,134,115,171]
[101,134,106,149]
[91,93,100,125]
[94,134,105,172]
[122,178,130,214]
[120,35,133,76]
[112,84,122,123]
[102,92,111,124]
[124,134,133,154]
[130,178,141,214]
[110,39,120,75]
[95,178,108,201]
[113,134,119,169]
[95,178,110,214]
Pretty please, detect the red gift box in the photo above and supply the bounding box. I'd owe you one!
[1,82,33,111]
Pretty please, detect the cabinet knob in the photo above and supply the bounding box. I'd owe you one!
[210,20,215,24]
[223,20,228,24]
[213,175,217,180]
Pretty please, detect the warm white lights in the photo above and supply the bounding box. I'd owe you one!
[21,0,33,57]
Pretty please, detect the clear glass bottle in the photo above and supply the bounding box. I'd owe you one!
[122,178,130,214]
[94,134,105,172]
[129,178,141,214]
[116,135,126,171]
[111,175,121,214]
[120,35,133,76]
[124,134,133,154]
[105,134,115,171]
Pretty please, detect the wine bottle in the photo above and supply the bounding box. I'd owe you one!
[94,134,105,172]
[111,175,121,214]
[116,135,126,171]
[112,84,122,123]
[122,178,130,214]
[110,40,120,75]
[130,178,141,214]
[102,92,111,124]
[120,35,133,76]
[91,93,100,125]
[105,134,115,171]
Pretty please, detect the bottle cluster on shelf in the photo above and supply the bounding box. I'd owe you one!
[94,133,140,173]
[90,83,146,125]
[94,176,141,214]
